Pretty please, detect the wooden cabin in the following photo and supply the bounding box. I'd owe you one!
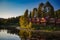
[40,18,47,26]
[56,18,60,26]
[48,18,55,25]
[29,17,60,26]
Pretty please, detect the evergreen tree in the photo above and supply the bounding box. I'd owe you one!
[56,9,60,18]
[31,8,37,17]
[29,11,32,18]
[24,9,28,17]
[38,3,44,17]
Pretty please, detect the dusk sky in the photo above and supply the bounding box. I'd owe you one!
[0,0,60,18]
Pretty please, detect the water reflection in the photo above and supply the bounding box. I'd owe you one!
[19,29,60,40]
[0,29,60,40]
[0,30,21,40]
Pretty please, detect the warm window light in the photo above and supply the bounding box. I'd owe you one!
[40,18,46,22]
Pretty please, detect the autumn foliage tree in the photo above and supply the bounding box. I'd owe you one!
[19,16,32,38]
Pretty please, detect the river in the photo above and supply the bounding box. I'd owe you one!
[0,30,21,40]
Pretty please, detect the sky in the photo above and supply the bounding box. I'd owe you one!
[0,0,60,18]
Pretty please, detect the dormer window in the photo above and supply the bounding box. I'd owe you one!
[45,7,49,12]
[34,11,37,17]
[40,18,46,23]
[41,7,44,11]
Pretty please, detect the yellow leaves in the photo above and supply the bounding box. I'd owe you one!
[19,16,32,29]
[19,16,33,38]
[19,29,31,38]
[28,22,32,28]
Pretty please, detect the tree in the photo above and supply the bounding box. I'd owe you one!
[29,11,32,18]
[24,9,28,17]
[31,8,37,17]
[19,16,32,38]
[37,3,44,17]
[56,9,60,18]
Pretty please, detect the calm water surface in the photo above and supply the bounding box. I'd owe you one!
[0,30,21,40]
